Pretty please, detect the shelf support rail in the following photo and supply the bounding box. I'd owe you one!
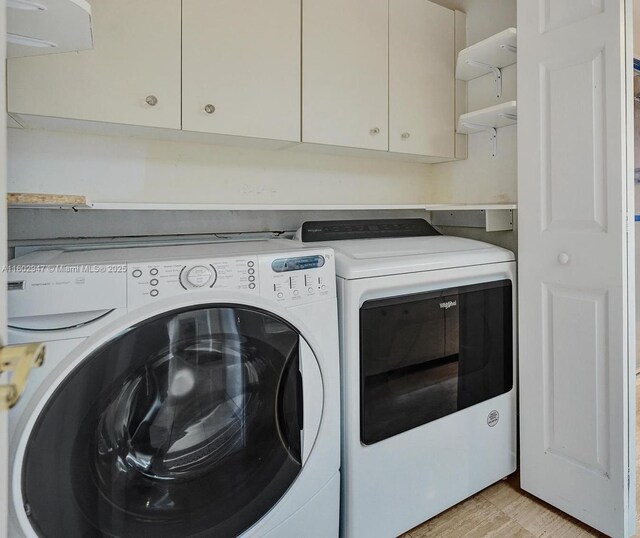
[465,59,503,99]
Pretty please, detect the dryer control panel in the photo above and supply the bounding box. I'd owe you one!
[127,249,336,310]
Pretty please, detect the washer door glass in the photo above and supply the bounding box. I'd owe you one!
[21,305,306,538]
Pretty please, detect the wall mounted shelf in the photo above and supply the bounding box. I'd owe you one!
[88,203,430,212]
[8,195,516,232]
[7,0,93,58]
[456,27,516,99]
[7,193,517,232]
[457,101,517,157]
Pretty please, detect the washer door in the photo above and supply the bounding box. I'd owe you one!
[20,304,322,538]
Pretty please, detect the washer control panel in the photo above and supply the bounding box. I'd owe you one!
[126,249,335,309]
[127,255,258,310]
[182,265,216,289]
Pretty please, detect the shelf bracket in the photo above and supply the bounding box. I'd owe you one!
[500,43,517,54]
[430,209,514,232]
[465,59,502,98]
[461,122,498,157]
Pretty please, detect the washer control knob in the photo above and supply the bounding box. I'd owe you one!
[186,265,213,287]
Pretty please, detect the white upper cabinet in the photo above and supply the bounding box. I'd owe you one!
[6,0,460,161]
[302,0,389,151]
[7,0,181,129]
[182,0,301,142]
[389,0,454,158]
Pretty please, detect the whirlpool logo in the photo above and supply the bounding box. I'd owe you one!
[439,300,457,310]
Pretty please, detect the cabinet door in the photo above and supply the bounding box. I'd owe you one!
[7,0,181,129]
[389,0,454,157]
[302,0,388,151]
[182,0,300,142]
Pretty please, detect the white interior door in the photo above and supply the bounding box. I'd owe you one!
[518,1,635,537]
[0,1,9,536]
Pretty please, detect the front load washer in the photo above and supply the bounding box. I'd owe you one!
[295,220,517,538]
[7,240,340,538]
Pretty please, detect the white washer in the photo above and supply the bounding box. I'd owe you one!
[295,226,517,538]
[7,240,340,538]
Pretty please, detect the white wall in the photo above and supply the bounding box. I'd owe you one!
[432,0,516,46]
[425,0,517,205]
[8,128,435,206]
[632,1,640,371]
[635,0,640,58]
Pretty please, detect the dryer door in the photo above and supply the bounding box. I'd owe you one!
[18,304,322,538]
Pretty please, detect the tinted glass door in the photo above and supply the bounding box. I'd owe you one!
[360,280,513,445]
[21,305,304,538]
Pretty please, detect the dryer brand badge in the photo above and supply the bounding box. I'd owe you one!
[439,300,457,310]
[487,410,500,428]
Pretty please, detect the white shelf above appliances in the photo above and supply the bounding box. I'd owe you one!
[455,27,517,99]
[7,0,93,58]
[457,100,517,157]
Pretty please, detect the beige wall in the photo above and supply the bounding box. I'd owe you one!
[426,0,517,205]
[8,128,434,206]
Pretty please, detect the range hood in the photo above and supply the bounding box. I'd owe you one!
[7,0,93,58]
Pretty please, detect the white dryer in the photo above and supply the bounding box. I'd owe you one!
[295,220,517,538]
[7,241,340,538]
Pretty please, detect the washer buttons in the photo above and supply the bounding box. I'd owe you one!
[249,283,256,290]
[248,268,255,275]
[248,275,255,282]
[277,292,284,299]
[150,279,159,286]
[247,261,255,267]
[150,268,159,276]
[150,289,159,297]
[132,269,142,278]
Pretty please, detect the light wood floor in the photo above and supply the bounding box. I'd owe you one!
[398,377,640,537]
[402,474,604,538]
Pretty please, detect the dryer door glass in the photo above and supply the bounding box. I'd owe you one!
[360,280,513,445]
[21,305,308,538]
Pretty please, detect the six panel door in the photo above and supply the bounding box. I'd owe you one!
[302,0,389,151]
[182,0,301,142]
[7,0,181,130]
[517,0,635,535]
